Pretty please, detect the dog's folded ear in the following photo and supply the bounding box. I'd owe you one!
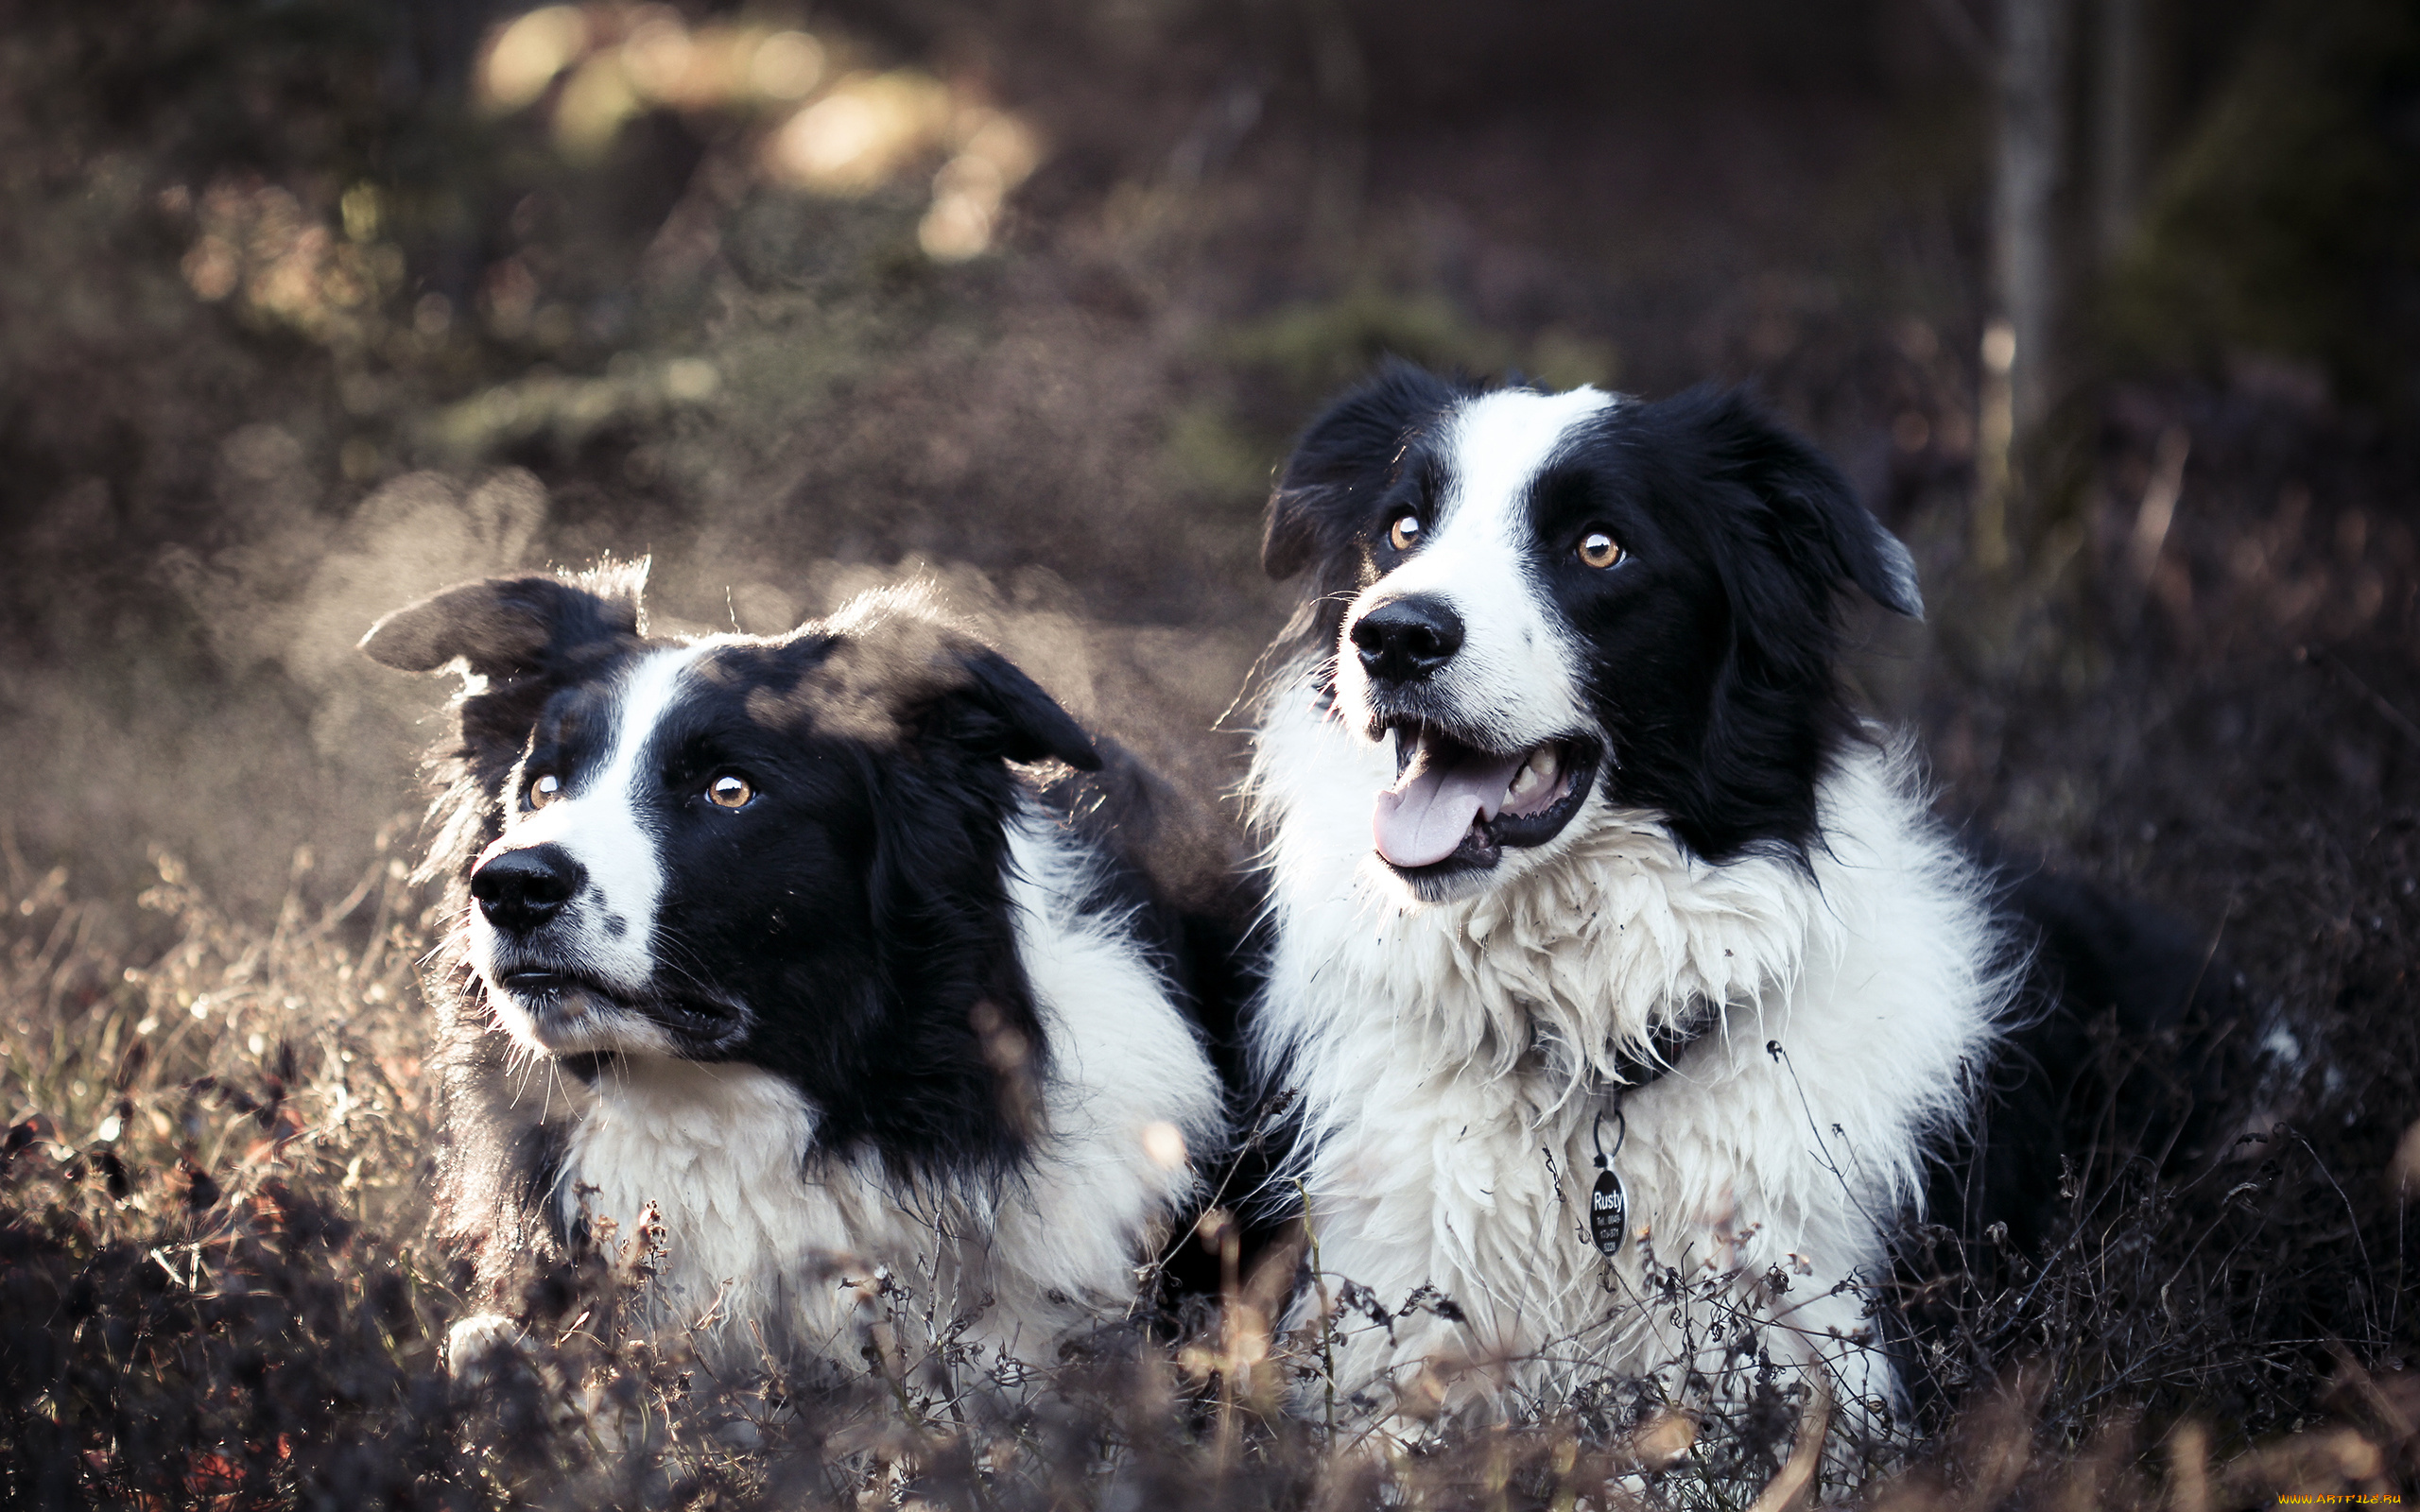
[1264,360,1470,580]
[1691,389,1925,621]
[934,646,1101,772]
[360,562,649,679]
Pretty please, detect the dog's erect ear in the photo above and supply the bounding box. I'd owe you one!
[1264,361,1469,580]
[360,563,649,679]
[936,646,1102,771]
[1691,389,1924,621]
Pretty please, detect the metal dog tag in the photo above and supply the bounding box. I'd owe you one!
[1588,1165,1628,1257]
[1584,1100,1632,1258]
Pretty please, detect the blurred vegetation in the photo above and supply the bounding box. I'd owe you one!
[2106,0,2420,411]
[4,0,2420,1503]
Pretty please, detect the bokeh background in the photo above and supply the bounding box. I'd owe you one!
[6,0,2420,1497]
[7,0,2413,917]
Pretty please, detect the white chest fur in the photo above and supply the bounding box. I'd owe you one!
[1249,673,2010,1422]
[543,817,1223,1373]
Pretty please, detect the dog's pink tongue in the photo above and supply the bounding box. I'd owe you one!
[1374,741,1525,868]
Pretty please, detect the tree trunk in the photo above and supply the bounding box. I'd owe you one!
[2093,0,2146,262]
[1996,0,2070,439]
[1976,0,2071,572]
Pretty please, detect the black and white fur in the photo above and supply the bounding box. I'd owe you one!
[363,567,1224,1378]
[1246,367,2014,1437]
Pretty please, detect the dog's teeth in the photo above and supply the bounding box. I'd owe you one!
[1506,747,1558,804]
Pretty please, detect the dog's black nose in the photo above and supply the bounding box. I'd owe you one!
[1352,595,1465,683]
[471,844,586,933]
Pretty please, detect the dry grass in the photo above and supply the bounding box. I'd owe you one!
[4,826,2417,1509]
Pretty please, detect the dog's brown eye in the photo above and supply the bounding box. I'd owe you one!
[1389,514,1423,552]
[527,773,562,809]
[708,774,754,809]
[1577,530,1623,570]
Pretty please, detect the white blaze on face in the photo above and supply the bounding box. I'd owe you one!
[1334,386,1615,750]
[473,642,714,1001]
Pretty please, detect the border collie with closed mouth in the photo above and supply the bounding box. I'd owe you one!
[1245,364,2017,1443]
[362,565,1224,1380]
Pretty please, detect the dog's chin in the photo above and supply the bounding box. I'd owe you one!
[486,980,663,1057]
[478,964,742,1059]
[1373,850,1500,906]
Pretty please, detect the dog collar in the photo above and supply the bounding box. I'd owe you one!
[1605,1002,1716,1090]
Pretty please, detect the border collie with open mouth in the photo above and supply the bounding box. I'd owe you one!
[1244,365,2016,1444]
[363,565,1224,1380]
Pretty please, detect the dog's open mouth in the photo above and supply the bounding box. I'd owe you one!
[1374,724,1599,876]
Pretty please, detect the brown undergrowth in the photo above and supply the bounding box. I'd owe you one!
[4,827,2416,1508]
